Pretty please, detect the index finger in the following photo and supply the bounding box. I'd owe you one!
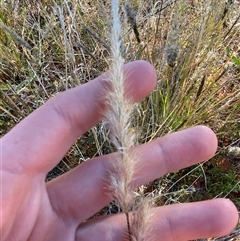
[2,61,157,175]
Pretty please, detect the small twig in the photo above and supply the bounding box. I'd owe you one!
[224,13,240,40]
[0,106,19,122]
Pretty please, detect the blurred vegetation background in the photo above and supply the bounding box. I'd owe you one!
[0,0,239,239]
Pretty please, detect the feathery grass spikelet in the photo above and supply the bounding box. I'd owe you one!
[164,4,180,67]
[104,0,153,240]
[131,197,154,241]
[105,0,137,212]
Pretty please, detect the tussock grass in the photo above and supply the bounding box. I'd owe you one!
[0,0,240,239]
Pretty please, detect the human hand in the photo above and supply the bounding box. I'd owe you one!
[1,61,238,241]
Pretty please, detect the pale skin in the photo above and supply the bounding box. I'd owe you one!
[1,61,238,241]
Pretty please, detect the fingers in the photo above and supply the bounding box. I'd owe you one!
[2,60,157,174]
[46,126,218,224]
[130,125,218,187]
[151,199,238,241]
[75,199,238,241]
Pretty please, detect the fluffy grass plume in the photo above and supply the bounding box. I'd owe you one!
[104,0,153,240]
